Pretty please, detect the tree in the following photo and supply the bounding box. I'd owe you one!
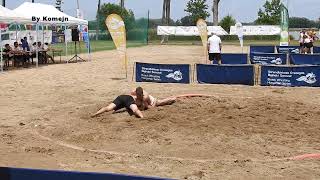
[289,17,317,28]
[185,0,210,25]
[219,15,236,33]
[212,0,220,25]
[96,0,101,40]
[120,0,124,8]
[177,16,193,26]
[161,0,171,43]
[255,0,282,25]
[97,3,135,31]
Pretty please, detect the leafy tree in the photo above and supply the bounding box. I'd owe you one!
[185,0,210,25]
[97,3,135,31]
[219,15,236,33]
[176,16,193,26]
[289,17,317,28]
[255,0,282,25]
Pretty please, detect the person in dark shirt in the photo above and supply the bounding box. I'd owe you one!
[21,37,30,51]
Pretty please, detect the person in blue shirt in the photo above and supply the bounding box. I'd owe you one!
[21,37,30,51]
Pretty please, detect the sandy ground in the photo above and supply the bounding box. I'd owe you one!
[0,45,320,179]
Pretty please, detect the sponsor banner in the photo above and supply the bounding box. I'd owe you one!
[290,54,320,65]
[136,62,190,84]
[313,46,320,53]
[106,14,127,77]
[250,46,275,53]
[196,19,208,63]
[280,3,289,46]
[64,29,72,42]
[0,30,52,46]
[212,53,248,64]
[250,53,287,65]
[157,26,228,36]
[261,66,320,87]
[230,25,280,35]
[196,64,254,85]
[0,167,168,180]
[276,46,300,54]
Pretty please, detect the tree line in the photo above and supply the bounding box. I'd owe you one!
[90,0,320,32]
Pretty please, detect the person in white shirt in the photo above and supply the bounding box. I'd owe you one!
[207,32,222,65]
[304,33,313,54]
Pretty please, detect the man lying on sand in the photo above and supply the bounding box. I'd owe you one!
[130,87,176,109]
[91,87,176,118]
[91,87,145,118]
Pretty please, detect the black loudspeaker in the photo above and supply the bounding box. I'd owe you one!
[71,28,79,41]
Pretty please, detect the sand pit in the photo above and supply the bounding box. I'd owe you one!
[0,45,320,179]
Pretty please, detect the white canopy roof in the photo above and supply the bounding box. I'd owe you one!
[0,5,30,23]
[13,2,88,25]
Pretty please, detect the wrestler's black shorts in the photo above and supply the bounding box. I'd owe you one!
[209,53,221,61]
[112,95,135,111]
[305,43,313,49]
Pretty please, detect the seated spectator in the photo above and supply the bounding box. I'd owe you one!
[27,42,37,64]
[43,43,54,63]
[3,44,13,66]
[12,42,28,67]
[37,42,47,64]
[3,44,12,54]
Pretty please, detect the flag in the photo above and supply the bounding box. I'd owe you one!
[105,14,127,78]
[196,19,208,64]
[280,3,289,46]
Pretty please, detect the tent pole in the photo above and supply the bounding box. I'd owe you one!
[87,28,91,61]
[36,24,38,68]
[42,24,44,45]
[1,30,3,73]
[15,24,18,42]
[65,25,68,63]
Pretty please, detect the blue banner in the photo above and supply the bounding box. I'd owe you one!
[276,46,300,54]
[261,65,320,87]
[0,167,169,180]
[136,62,190,84]
[250,53,287,65]
[197,64,254,85]
[250,46,275,53]
[213,53,248,64]
[313,46,320,53]
[290,54,320,65]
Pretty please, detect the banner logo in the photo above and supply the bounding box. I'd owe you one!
[108,17,125,30]
[106,14,127,78]
[196,19,208,63]
[166,71,183,81]
[271,58,283,65]
[296,73,317,84]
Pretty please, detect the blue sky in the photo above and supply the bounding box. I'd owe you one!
[6,0,320,22]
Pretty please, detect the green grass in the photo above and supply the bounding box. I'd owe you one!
[51,40,146,55]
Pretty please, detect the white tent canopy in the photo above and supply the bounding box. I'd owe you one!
[0,5,30,23]
[13,2,88,25]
